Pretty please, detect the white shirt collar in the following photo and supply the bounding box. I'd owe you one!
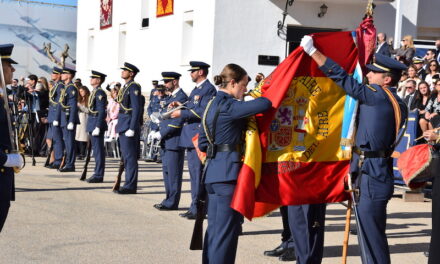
[172,87,181,96]
[195,79,207,89]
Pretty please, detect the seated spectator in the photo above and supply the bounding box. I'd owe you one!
[375,32,392,57]
[394,35,416,65]
[424,49,437,70]
[403,80,417,109]
[413,81,431,115]
[421,79,440,132]
[105,86,120,141]
[399,65,420,98]
[413,57,427,80]
[425,60,440,90]
[397,70,409,98]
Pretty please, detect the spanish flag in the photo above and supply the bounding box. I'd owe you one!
[231,30,366,220]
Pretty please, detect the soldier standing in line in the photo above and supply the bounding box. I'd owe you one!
[57,67,80,172]
[85,71,108,183]
[115,62,142,194]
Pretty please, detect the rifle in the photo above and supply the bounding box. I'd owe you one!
[112,159,124,192]
[80,141,92,181]
[190,160,209,250]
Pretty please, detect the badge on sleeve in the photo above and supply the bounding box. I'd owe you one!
[194,95,200,104]
[134,90,139,96]
[71,90,76,95]
[98,95,103,100]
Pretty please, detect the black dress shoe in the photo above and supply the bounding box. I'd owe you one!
[179,210,191,218]
[59,167,75,172]
[279,248,296,261]
[153,203,177,211]
[49,163,60,169]
[264,245,288,257]
[44,162,53,168]
[117,187,137,194]
[86,177,103,183]
[185,212,197,220]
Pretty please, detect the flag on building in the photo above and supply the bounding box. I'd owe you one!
[157,0,174,17]
[231,29,374,220]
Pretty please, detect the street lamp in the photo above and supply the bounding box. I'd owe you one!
[318,4,328,18]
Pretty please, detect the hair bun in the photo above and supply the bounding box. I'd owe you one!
[213,75,223,86]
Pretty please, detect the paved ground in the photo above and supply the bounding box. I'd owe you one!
[0,157,432,264]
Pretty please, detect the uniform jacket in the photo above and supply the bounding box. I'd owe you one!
[147,95,167,131]
[57,82,80,126]
[115,80,142,133]
[198,91,271,184]
[179,79,217,148]
[52,82,64,123]
[320,58,408,182]
[376,42,391,57]
[160,89,188,150]
[0,97,15,202]
[86,87,108,132]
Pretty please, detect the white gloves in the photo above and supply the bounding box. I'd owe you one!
[92,127,100,136]
[67,122,74,130]
[300,35,317,56]
[4,154,24,168]
[53,120,59,127]
[153,131,161,141]
[125,129,135,137]
[244,95,255,102]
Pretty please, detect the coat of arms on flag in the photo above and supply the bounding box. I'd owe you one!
[157,0,174,17]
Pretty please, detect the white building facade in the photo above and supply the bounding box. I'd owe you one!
[76,0,440,94]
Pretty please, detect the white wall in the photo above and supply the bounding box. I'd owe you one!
[76,0,216,94]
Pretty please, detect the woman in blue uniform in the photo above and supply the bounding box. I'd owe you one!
[198,64,272,264]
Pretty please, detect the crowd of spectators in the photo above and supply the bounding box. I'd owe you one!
[380,35,440,140]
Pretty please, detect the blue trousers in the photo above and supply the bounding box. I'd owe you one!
[288,204,326,264]
[52,125,64,166]
[357,174,393,264]
[187,148,202,214]
[0,167,14,232]
[62,126,76,169]
[119,132,139,191]
[203,182,243,264]
[280,206,294,248]
[91,133,105,179]
[161,149,184,208]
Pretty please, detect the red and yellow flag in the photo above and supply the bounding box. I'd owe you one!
[157,0,173,17]
[231,31,361,220]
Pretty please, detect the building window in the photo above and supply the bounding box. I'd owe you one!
[181,11,194,65]
[87,29,95,70]
[141,0,149,28]
[119,23,127,66]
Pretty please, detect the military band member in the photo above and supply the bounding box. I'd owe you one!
[46,67,64,169]
[171,61,217,219]
[301,36,407,264]
[57,67,80,172]
[198,64,272,263]
[115,62,142,194]
[0,44,24,232]
[146,85,167,162]
[153,72,188,210]
[85,71,108,183]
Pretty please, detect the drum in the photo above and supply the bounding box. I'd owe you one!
[397,144,440,190]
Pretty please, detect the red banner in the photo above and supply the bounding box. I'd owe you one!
[100,0,113,30]
[157,0,174,17]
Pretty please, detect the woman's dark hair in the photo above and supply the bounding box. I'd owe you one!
[415,81,431,101]
[428,59,439,74]
[78,85,90,107]
[214,63,248,89]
